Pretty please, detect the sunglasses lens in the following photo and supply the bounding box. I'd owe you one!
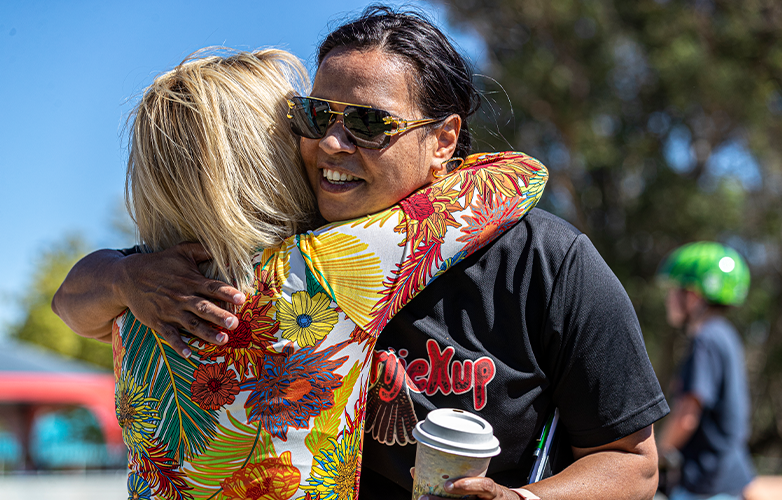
[288,97,396,149]
[342,107,393,148]
[289,97,331,139]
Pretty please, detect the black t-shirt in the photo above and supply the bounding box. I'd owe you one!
[360,208,670,498]
[677,316,754,495]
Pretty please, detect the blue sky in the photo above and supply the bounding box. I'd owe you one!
[0,0,485,333]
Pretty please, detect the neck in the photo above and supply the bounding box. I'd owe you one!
[685,307,716,336]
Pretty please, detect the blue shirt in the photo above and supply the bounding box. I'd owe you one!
[677,316,755,495]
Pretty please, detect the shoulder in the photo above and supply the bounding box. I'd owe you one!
[695,316,743,353]
[494,208,582,250]
[488,208,593,273]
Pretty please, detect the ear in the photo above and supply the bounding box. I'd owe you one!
[429,114,462,178]
[684,289,707,314]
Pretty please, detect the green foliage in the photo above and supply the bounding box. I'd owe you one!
[9,235,113,368]
[439,0,782,469]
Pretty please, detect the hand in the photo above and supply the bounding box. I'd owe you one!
[419,477,523,500]
[115,242,245,357]
[411,468,533,500]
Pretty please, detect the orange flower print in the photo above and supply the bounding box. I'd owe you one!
[447,152,543,205]
[457,192,528,255]
[236,294,280,346]
[190,362,240,410]
[396,186,461,251]
[221,452,301,500]
[254,267,282,298]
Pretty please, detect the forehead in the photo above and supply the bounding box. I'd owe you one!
[312,48,417,113]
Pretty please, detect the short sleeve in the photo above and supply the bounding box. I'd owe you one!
[679,336,721,410]
[544,234,669,448]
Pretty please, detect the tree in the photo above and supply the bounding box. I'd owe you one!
[438,0,782,470]
[10,235,112,369]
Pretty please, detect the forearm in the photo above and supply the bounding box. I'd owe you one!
[52,249,129,341]
[657,394,701,453]
[522,443,658,500]
[440,426,658,500]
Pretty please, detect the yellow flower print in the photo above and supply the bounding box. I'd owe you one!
[304,426,362,500]
[277,291,339,347]
[115,378,159,455]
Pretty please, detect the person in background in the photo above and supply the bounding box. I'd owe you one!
[657,241,755,500]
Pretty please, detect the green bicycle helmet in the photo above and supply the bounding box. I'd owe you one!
[658,241,750,306]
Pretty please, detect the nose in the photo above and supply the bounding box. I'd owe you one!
[319,117,357,155]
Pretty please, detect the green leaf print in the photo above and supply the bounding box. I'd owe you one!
[305,264,329,299]
[184,411,276,499]
[120,312,219,462]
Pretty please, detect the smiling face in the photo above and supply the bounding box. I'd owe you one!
[300,48,441,222]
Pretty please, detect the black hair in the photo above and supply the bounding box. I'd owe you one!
[318,4,480,159]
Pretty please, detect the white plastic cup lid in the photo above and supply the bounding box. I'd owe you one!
[412,408,501,458]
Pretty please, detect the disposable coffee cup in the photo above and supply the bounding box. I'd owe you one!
[411,408,500,499]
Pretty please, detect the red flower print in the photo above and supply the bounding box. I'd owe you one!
[254,267,282,298]
[396,186,461,251]
[237,294,280,346]
[196,294,279,380]
[191,362,240,410]
[225,321,254,349]
[402,192,436,220]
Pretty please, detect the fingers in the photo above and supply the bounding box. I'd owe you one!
[188,294,241,330]
[117,244,247,358]
[154,322,193,358]
[201,278,246,307]
[440,477,514,500]
[416,475,512,500]
[177,242,244,306]
[181,311,230,345]
[178,241,213,264]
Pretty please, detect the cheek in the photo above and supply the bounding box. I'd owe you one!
[665,292,684,325]
[377,164,427,201]
[299,139,320,184]
[384,139,432,190]
[300,138,318,167]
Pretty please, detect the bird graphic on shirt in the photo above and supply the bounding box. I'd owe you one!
[365,349,418,446]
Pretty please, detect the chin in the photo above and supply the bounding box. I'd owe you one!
[319,204,352,223]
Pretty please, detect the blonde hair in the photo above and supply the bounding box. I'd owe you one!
[126,48,317,293]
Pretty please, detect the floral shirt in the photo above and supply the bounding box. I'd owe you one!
[112,152,548,500]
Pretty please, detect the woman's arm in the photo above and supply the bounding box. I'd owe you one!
[52,249,127,343]
[52,243,245,356]
[54,151,547,355]
[432,426,658,500]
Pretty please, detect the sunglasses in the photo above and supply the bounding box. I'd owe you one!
[286,96,442,149]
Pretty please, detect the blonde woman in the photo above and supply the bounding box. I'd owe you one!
[97,48,547,499]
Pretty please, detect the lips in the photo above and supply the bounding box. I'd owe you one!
[319,167,363,193]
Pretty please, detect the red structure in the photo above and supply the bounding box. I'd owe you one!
[0,340,121,469]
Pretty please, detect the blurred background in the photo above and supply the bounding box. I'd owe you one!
[0,0,780,495]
